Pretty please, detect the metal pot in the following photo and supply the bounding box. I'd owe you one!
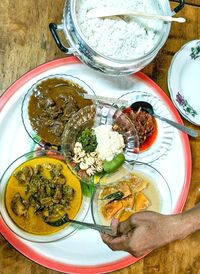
[50,0,185,76]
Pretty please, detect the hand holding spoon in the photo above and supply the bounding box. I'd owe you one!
[127,101,198,137]
[56,214,116,236]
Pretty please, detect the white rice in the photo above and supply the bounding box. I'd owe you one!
[76,0,163,60]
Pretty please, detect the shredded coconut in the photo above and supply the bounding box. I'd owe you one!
[94,125,125,161]
[76,0,163,60]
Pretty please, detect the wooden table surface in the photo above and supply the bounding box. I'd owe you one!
[0,1,200,273]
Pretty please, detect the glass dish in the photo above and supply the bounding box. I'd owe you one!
[91,161,172,226]
[117,91,174,163]
[0,149,90,243]
[21,74,96,148]
[61,103,140,183]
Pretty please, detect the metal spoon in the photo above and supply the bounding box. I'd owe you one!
[63,214,116,236]
[128,101,198,137]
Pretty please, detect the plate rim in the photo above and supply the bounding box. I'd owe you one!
[0,56,192,273]
[167,39,200,126]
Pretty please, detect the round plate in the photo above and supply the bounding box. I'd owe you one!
[168,40,200,125]
[0,57,191,273]
[117,91,174,163]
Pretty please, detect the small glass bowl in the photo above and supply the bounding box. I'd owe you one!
[21,74,96,148]
[91,161,172,226]
[117,91,174,163]
[61,103,140,182]
[0,149,90,243]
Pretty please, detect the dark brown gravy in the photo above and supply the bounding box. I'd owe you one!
[28,78,93,146]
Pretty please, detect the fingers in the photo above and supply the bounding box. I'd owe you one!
[101,232,129,251]
[118,216,138,234]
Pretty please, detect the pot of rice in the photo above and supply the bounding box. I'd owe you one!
[49,0,185,76]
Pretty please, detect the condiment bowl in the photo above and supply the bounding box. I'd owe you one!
[91,161,172,226]
[0,149,90,242]
[117,91,174,163]
[61,103,140,183]
[21,74,96,148]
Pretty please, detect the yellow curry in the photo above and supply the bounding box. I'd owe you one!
[5,157,82,235]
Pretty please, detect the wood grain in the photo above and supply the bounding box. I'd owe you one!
[0,1,200,274]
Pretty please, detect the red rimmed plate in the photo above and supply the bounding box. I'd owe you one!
[0,57,191,273]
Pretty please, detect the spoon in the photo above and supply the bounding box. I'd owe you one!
[87,7,186,23]
[62,214,116,236]
[126,101,198,137]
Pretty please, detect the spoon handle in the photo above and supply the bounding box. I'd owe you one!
[70,219,116,236]
[154,114,198,137]
[87,8,186,23]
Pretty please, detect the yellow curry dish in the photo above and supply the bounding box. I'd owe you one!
[5,157,82,235]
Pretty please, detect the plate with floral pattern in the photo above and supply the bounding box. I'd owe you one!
[168,40,200,125]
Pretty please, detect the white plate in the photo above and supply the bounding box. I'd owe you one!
[168,40,200,125]
[0,57,191,273]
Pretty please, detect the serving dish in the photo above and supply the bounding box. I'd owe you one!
[62,103,139,182]
[0,149,90,243]
[91,161,172,226]
[0,57,191,273]
[21,74,95,147]
[168,39,200,125]
[117,91,174,163]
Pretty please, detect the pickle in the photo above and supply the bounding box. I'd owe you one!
[103,153,125,173]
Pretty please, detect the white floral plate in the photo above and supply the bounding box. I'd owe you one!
[168,40,200,125]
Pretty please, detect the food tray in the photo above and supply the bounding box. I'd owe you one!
[0,57,191,273]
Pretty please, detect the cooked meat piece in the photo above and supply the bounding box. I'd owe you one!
[38,97,55,109]
[11,193,28,217]
[128,109,155,145]
[50,121,64,137]
[14,166,33,184]
[113,109,136,134]
[46,105,63,119]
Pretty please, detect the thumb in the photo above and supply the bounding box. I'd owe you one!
[118,215,138,235]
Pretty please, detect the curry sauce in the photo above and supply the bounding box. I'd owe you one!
[5,157,82,235]
[28,78,93,146]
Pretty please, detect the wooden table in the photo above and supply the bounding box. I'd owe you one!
[0,1,200,273]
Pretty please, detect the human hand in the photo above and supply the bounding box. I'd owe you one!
[101,211,183,258]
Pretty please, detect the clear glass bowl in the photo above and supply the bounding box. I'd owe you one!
[91,161,172,226]
[61,103,140,182]
[117,91,174,163]
[0,149,90,242]
[21,74,96,148]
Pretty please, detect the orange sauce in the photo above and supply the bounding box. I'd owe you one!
[5,157,82,235]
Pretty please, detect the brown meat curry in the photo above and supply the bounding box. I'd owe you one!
[28,78,93,146]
